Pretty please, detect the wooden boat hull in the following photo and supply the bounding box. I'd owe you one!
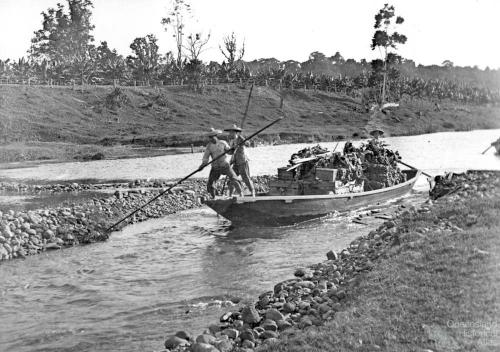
[203,170,421,226]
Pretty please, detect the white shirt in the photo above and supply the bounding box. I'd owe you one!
[202,140,230,168]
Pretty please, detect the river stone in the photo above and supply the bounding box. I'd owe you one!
[175,330,193,341]
[258,295,270,308]
[214,338,233,352]
[2,227,13,238]
[0,236,5,244]
[336,290,346,300]
[277,319,293,331]
[240,329,255,342]
[43,230,55,239]
[261,330,279,339]
[273,282,286,294]
[221,328,238,339]
[294,268,306,277]
[262,319,278,332]
[3,243,12,253]
[196,334,216,344]
[164,336,189,349]
[241,304,260,324]
[265,308,284,322]
[318,302,331,314]
[191,342,219,352]
[45,243,61,250]
[326,250,338,260]
[282,302,296,313]
[297,281,315,289]
[298,301,310,310]
[241,340,255,349]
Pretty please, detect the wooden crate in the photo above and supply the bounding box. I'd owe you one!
[268,179,302,196]
[315,168,338,182]
[277,167,295,180]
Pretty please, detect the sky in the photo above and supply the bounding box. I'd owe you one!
[0,0,499,69]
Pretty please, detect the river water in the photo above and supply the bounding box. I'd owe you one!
[1,129,500,352]
[1,129,500,182]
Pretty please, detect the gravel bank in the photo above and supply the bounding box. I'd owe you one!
[0,176,273,262]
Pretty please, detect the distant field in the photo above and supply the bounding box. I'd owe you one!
[0,84,499,162]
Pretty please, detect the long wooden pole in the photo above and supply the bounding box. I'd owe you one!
[481,145,493,155]
[397,160,432,178]
[240,83,254,128]
[105,116,283,232]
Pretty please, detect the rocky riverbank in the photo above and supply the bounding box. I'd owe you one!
[0,176,273,261]
[161,170,500,352]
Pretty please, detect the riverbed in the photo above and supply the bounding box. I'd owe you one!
[1,129,500,352]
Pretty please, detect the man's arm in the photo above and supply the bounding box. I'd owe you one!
[199,145,210,169]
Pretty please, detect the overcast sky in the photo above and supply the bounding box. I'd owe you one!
[0,0,499,69]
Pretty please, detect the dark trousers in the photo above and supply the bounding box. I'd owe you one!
[233,161,255,194]
[207,164,242,198]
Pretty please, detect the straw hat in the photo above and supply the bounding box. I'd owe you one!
[369,128,385,137]
[224,124,242,132]
[207,128,222,137]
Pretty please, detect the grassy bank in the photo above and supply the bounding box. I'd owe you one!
[259,172,500,352]
[1,84,499,163]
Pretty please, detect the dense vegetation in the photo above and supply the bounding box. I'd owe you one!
[0,0,499,106]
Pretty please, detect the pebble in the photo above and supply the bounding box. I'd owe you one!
[265,308,284,322]
[164,336,189,349]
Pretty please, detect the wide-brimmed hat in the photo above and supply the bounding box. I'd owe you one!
[369,128,385,137]
[207,128,222,137]
[224,124,242,132]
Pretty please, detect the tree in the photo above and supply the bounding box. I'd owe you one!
[442,60,454,68]
[330,51,345,64]
[219,32,245,74]
[183,32,210,90]
[96,41,127,82]
[127,34,161,83]
[370,3,407,103]
[161,0,191,69]
[30,0,96,82]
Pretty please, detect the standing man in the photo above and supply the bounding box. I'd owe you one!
[225,124,256,197]
[199,128,242,198]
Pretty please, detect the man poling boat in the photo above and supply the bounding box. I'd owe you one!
[199,128,243,199]
[225,124,256,197]
[105,116,284,232]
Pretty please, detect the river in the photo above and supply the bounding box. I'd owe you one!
[1,129,499,182]
[1,129,500,352]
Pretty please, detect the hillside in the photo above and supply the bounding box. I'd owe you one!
[0,84,499,162]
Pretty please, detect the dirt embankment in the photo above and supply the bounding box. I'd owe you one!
[1,84,499,163]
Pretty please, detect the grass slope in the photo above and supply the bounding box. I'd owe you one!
[0,84,499,162]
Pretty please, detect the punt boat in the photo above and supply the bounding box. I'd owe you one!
[202,169,421,226]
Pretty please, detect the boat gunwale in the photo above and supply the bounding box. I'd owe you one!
[227,169,422,204]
